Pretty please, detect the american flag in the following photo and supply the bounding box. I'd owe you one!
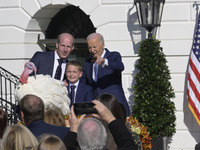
[187,12,200,126]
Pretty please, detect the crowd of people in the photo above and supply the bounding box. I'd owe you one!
[0,32,139,150]
[0,95,138,150]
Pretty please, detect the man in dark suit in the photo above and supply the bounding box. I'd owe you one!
[30,33,74,81]
[19,94,70,141]
[81,33,130,116]
[66,60,93,106]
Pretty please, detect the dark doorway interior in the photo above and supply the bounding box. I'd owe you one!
[45,5,96,66]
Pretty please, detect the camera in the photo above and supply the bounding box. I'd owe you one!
[74,102,98,116]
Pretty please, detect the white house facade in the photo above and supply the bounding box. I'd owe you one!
[0,0,199,149]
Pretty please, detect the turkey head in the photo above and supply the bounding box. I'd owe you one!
[19,62,37,84]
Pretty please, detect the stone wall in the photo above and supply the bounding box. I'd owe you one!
[0,0,198,149]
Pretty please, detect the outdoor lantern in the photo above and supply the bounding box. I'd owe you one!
[134,0,165,39]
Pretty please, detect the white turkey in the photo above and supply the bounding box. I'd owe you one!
[15,62,70,115]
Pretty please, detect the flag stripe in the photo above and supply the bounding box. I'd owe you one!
[189,54,200,83]
[188,103,200,125]
[187,12,200,126]
[188,58,200,102]
[188,91,200,118]
[187,83,200,121]
[188,73,200,104]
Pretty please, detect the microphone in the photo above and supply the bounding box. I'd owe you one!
[91,56,97,63]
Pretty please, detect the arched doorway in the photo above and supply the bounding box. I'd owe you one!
[43,5,96,66]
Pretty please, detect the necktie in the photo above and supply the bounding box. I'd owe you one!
[70,85,76,107]
[94,63,98,82]
[54,59,63,80]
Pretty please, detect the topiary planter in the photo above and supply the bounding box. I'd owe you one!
[132,38,176,141]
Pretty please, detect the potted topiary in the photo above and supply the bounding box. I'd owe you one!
[132,37,176,149]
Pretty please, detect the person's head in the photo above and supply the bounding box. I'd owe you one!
[0,124,38,150]
[66,60,83,84]
[56,33,75,60]
[97,93,126,123]
[0,109,8,139]
[86,33,105,58]
[77,118,107,150]
[19,94,44,126]
[44,108,66,127]
[37,134,66,150]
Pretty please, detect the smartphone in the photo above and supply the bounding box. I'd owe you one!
[74,102,98,115]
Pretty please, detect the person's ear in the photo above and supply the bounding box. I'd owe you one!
[71,45,75,51]
[20,112,25,124]
[101,42,105,50]
[20,111,24,118]
[56,42,59,49]
[79,71,83,78]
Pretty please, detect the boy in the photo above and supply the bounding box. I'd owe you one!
[65,60,93,106]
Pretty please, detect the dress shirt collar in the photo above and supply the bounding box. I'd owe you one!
[54,51,67,63]
[101,49,106,58]
[69,80,79,89]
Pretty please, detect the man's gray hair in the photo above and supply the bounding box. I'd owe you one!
[77,118,107,150]
[86,33,104,45]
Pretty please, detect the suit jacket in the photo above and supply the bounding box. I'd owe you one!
[28,120,70,141]
[68,81,94,103]
[108,119,138,150]
[81,49,130,116]
[29,51,68,80]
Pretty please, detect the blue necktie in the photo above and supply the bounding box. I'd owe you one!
[94,63,98,82]
[54,59,63,80]
[70,85,76,107]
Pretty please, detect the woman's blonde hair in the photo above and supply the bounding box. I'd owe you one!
[44,108,66,127]
[0,124,38,150]
[37,134,66,150]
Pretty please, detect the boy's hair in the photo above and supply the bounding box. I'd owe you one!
[66,60,83,72]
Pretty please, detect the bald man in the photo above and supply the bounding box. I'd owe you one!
[30,33,75,81]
